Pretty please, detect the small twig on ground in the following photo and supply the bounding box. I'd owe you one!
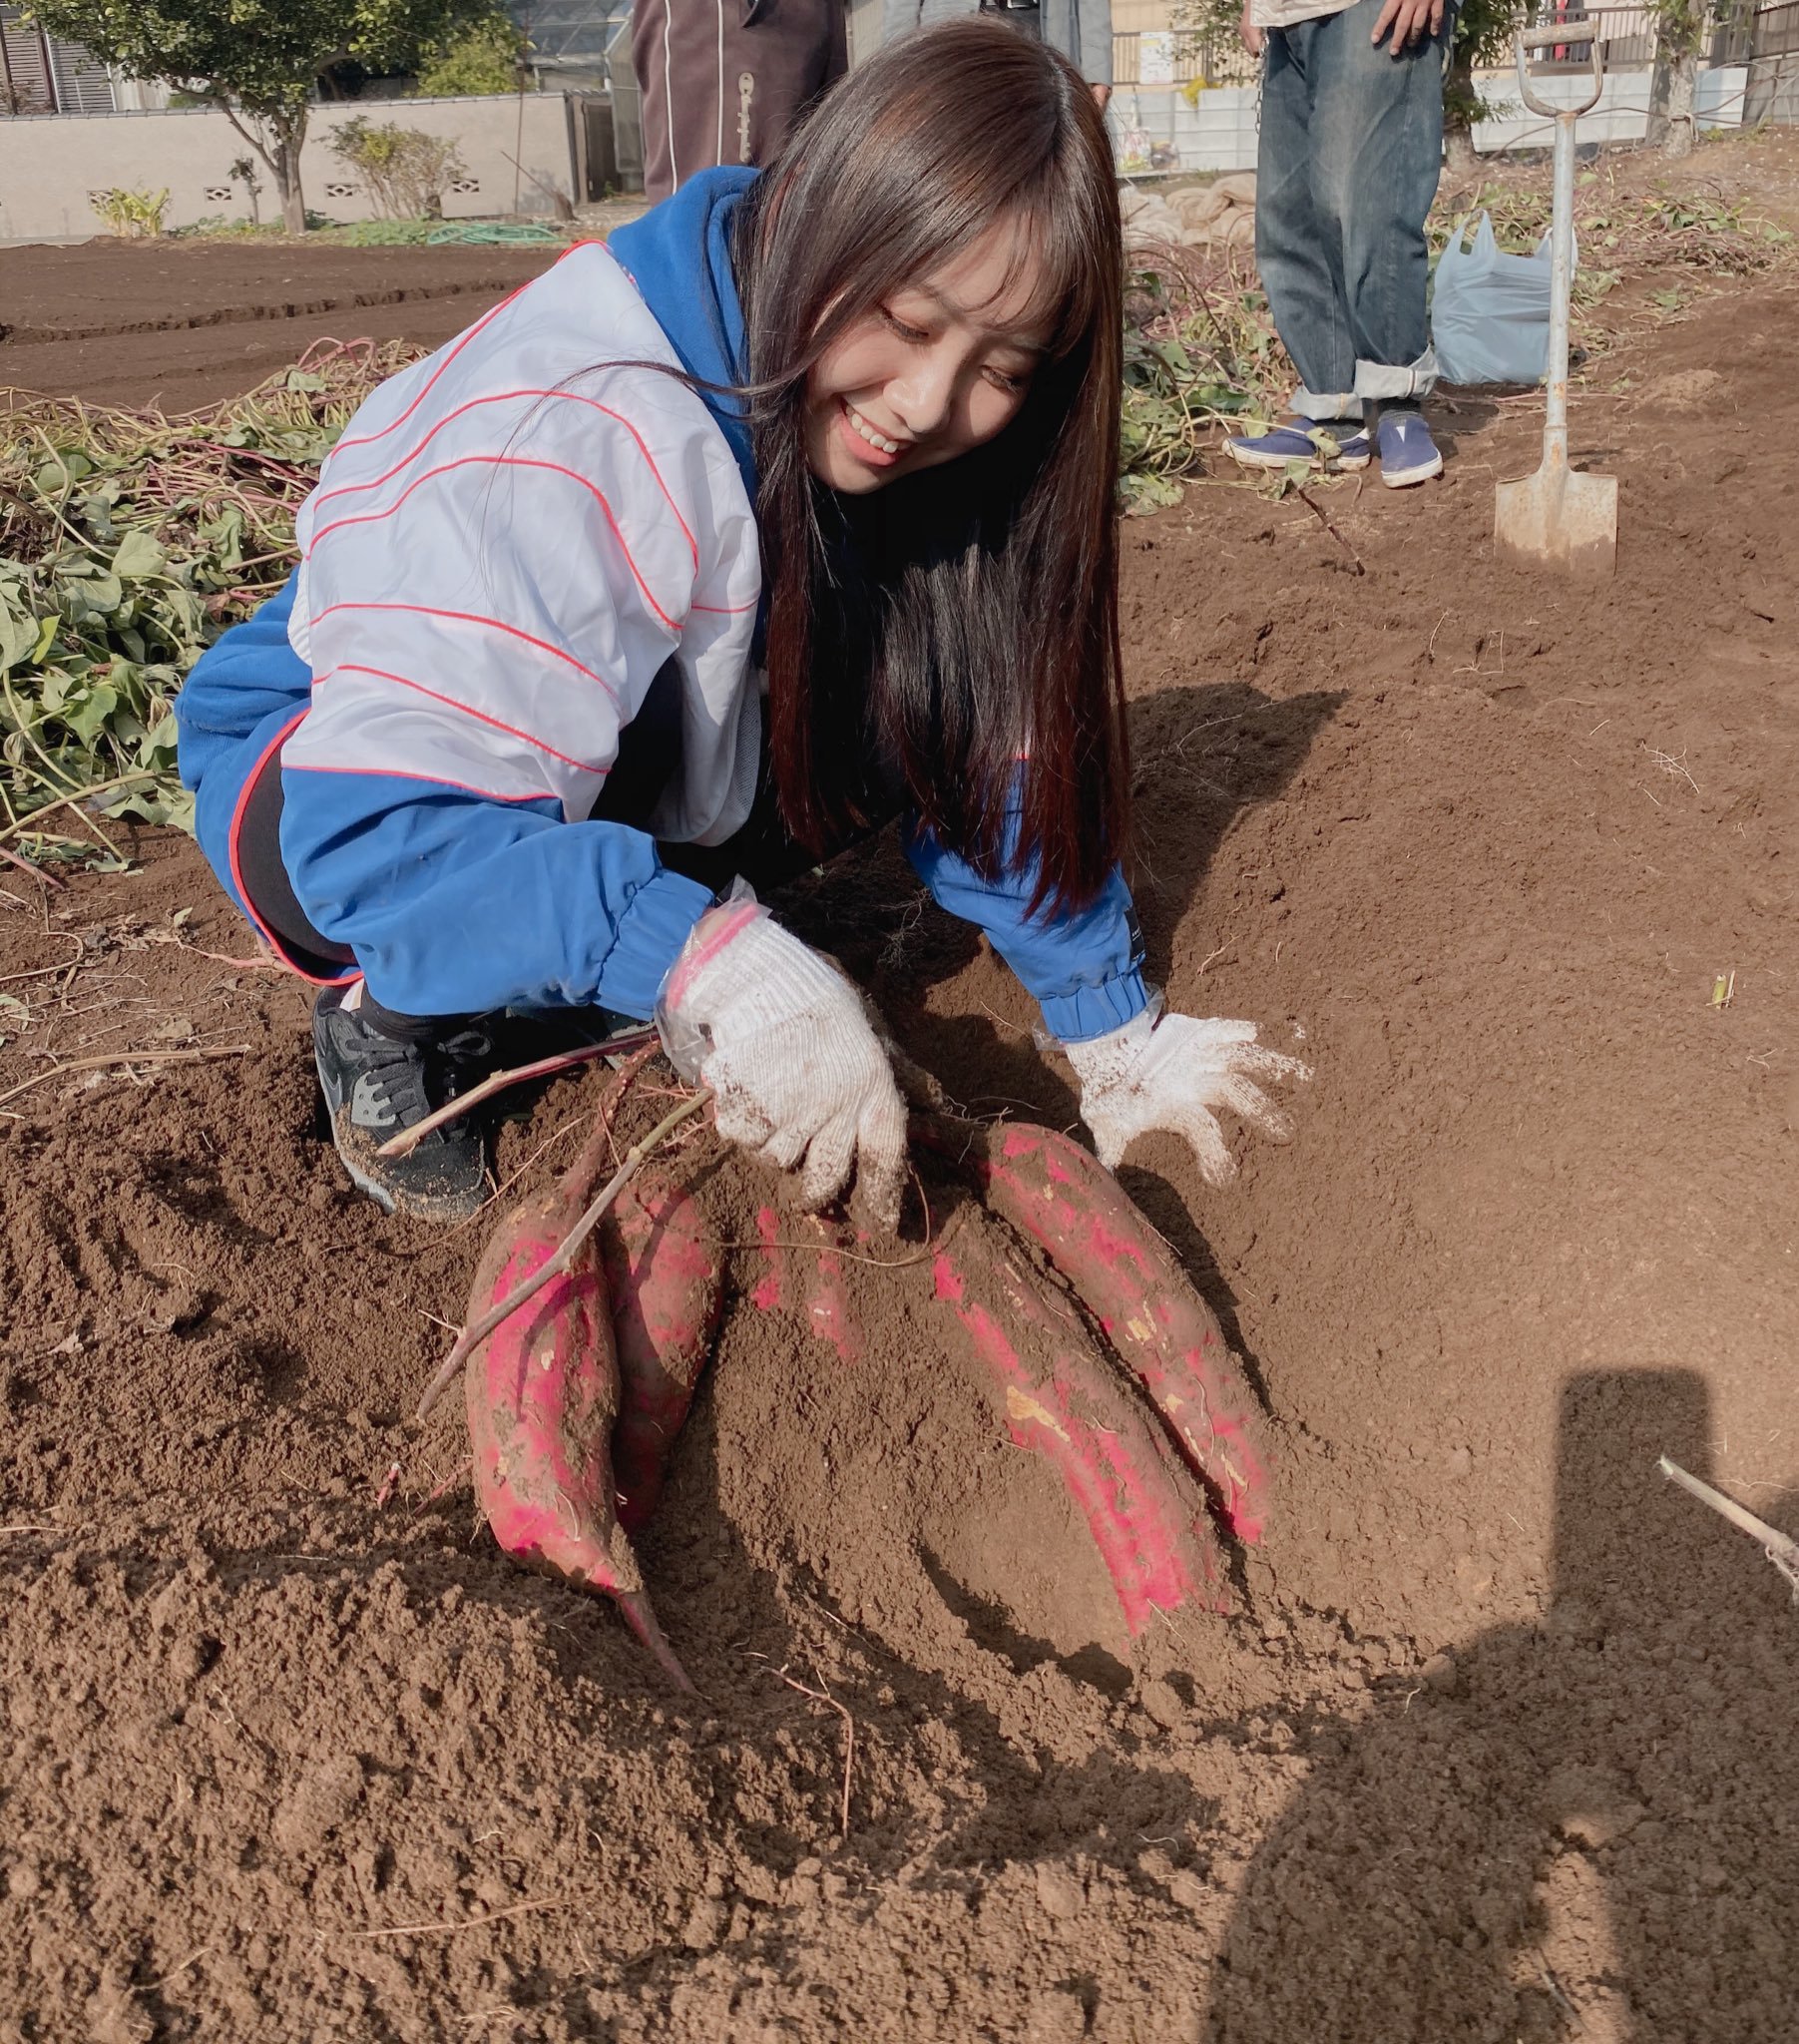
[376,1031,655,1159]
[355,1891,600,1940]
[1294,486,1365,575]
[0,1042,250,1115]
[1643,745,1700,795]
[0,934,87,985]
[1659,1455,1799,1598]
[144,1946,215,1992]
[761,1660,856,1836]
[0,771,158,848]
[413,1088,712,1425]
[1534,1955,1583,2029]
[188,943,288,970]
[0,842,65,890]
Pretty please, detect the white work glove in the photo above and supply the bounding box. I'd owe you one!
[1064,997,1309,1185]
[657,896,907,1226]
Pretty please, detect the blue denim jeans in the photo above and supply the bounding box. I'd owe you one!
[1254,0,1449,422]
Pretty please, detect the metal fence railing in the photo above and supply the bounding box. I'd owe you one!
[1743,0,1799,53]
[0,4,115,114]
[1515,3,1767,67]
[1111,3,1791,88]
[1110,29,1258,91]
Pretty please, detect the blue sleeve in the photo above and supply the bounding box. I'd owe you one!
[176,577,312,926]
[174,576,712,1020]
[279,767,713,1021]
[904,812,1149,1044]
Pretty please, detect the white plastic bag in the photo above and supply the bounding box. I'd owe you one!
[1431,212,1566,386]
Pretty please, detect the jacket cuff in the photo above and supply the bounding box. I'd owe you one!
[1041,966,1151,1046]
[596,867,715,1019]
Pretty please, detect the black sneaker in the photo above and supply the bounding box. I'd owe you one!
[312,989,494,1223]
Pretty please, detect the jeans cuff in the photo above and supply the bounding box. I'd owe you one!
[1355,346,1440,403]
[1289,388,1364,423]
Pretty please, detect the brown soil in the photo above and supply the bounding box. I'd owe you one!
[0,240,562,412]
[4,184,1799,2041]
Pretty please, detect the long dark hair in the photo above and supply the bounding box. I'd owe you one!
[735,21,1125,915]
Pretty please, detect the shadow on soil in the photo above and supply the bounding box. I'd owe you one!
[1204,1368,1799,2043]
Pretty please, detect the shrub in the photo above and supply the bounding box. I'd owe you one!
[90,187,170,238]
[329,115,464,220]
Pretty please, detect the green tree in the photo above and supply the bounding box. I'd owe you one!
[1443,0,1530,174]
[20,0,488,233]
[415,11,525,97]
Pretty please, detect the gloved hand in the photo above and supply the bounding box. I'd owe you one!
[657,897,907,1226]
[1064,998,1309,1185]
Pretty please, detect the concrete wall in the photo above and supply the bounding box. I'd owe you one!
[1111,63,1747,177]
[0,94,574,243]
[1470,62,1749,151]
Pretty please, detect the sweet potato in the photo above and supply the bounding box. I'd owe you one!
[961,1122,1270,1543]
[801,1217,861,1365]
[464,1187,693,1691]
[934,1218,1218,1633]
[740,1206,862,1364]
[600,1175,723,1535]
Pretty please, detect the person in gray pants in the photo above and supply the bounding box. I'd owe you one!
[631,0,848,204]
[883,0,1114,106]
[1225,0,1450,488]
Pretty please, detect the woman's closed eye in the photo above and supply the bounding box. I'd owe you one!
[880,305,932,342]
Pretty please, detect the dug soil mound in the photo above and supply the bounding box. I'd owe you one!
[2,272,1797,2040]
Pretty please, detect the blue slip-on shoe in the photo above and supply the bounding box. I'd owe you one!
[1376,409,1445,488]
[1223,419,1372,473]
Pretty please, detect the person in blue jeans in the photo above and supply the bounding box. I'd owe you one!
[1225,0,1449,488]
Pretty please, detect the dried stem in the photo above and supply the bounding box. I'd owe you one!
[375,1030,655,1159]
[764,1662,856,1836]
[0,772,159,848]
[0,1042,250,1116]
[0,842,65,891]
[356,1891,600,1940]
[413,1088,712,1426]
[1294,486,1365,575]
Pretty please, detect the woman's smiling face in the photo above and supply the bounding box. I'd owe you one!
[803,222,1054,494]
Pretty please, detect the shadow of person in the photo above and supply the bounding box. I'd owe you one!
[1207,1368,1799,2044]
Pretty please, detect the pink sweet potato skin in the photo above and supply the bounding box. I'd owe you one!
[933,1221,1219,1635]
[967,1123,1271,1544]
[464,1190,692,1690]
[739,1207,863,1365]
[600,1176,723,1535]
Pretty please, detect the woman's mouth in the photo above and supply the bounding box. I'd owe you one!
[836,396,907,468]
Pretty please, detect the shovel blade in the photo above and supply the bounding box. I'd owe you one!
[1494,462,1617,578]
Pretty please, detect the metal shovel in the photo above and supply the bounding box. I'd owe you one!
[1493,24,1617,577]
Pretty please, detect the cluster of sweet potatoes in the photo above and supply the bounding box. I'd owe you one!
[458,1100,1267,1688]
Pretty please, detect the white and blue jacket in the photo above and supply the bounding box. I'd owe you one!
[175,170,1148,1043]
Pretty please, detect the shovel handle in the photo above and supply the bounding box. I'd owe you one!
[1515,25,1605,121]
